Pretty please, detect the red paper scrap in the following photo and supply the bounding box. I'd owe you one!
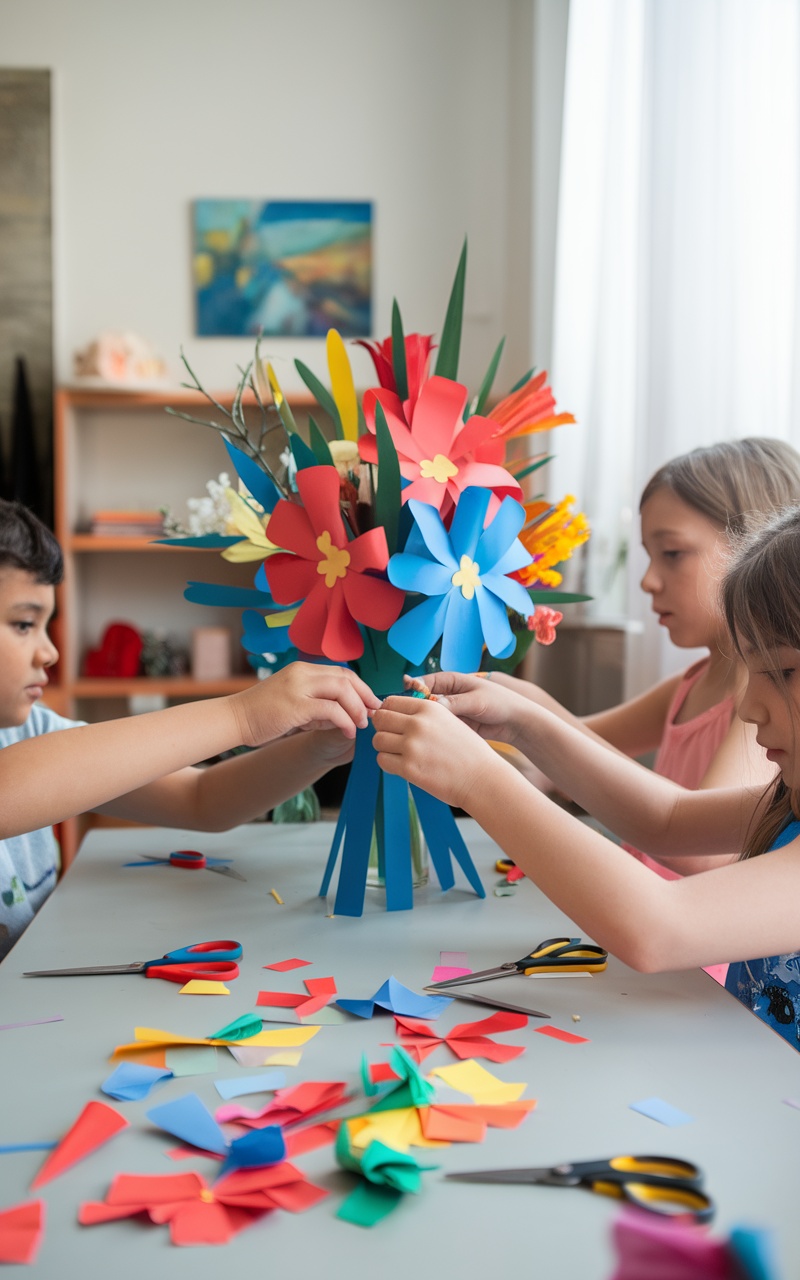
[394,1011,527,1063]
[31,1101,128,1189]
[535,1025,589,1045]
[79,1163,326,1247]
[0,1200,45,1265]
[257,976,337,1019]
[283,1121,339,1157]
[369,1062,401,1085]
[215,1081,350,1131]
[264,959,311,972]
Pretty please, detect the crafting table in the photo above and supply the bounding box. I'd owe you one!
[1,820,799,1276]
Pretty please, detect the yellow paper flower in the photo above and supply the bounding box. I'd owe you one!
[220,489,281,563]
[515,495,590,589]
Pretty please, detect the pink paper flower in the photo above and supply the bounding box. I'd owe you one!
[359,376,521,522]
[263,467,404,662]
[528,605,563,645]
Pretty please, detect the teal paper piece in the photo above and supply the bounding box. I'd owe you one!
[146,1093,228,1155]
[728,1225,780,1280]
[101,1062,173,1101]
[183,582,274,608]
[387,487,532,671]
[222,438,280,513]
[210,1013,263,1041]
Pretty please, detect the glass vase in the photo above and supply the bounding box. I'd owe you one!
[366,794,429,890]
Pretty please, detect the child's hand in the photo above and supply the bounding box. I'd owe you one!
[404,672,522,745]
[373,695,495,810]
[232,662,381,747]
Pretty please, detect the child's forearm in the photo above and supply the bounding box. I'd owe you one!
[508,701,755,856]
[0,697,243,838]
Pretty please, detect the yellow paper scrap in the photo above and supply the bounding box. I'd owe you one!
[179,980,230,995]
[269,888,284,905]
[114,1024,319,1057]
[264,1050,303,1067]
[348,1109,447,1153]
[429,1060,527,1105]
[237,1026,319,1047]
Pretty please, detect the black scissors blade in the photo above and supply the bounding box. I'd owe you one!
[423,987,550,1019]
[209,866,247,883]
[24,962,148,976]
[446,1168,558,1186]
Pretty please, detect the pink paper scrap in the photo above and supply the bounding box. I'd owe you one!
[431,966,472,983]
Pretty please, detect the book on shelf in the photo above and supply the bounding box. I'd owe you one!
[88,510,165,537]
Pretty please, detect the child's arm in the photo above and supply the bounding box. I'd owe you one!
[0,663,378,839]
[373,698,796,971]
[490,670,679,758]
[93,728,352,830]
[402,676,762,858]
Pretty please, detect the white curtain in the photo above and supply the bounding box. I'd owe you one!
[547,0,800,697]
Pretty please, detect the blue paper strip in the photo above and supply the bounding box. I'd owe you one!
[628,1097,694,1127]
[382,773,413,912]
[214,1072,286,1100]
[0,1143,57,1153]
[333,725,382,917]
[102,1062,173,1101]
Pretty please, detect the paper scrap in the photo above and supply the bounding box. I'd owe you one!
[179,979,230,995]
[209,1013,263,1041]
[0,1143,56,1154]
[113,1023,319,1058]
[101,1063,173,1102]
[165,1046,218,1078]
[628,1097,694,1127]
[31,1102,128,1189]
[782,1098,800,1110]
[429,1061,527,1105]
[534,1024,589,1045]
[395,1011,527,1063]
[147,1094,228,1156]
[216,1081,349,1130]
[258,1005,350,1027]
[264,958,311,972]
[269,888,284,904]
[214,1072,286,1101]
[264,1050,303,1067]
[0,1016,63,1032]
[431,965,472,983]
[336,976,452,1020]
[0,1200,45,1264]
[227,1045,303,1068]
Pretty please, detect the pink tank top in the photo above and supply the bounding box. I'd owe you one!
[626,659,735,878]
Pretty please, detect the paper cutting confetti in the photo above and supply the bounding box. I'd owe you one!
[431,965,472,983]
[0,1200,45,1264]
[179,979,230,995]
[336,976,451,1020]
[628,1097,694,1127]
[216,1081,349,1130]
[214,1072,286,1101]
[429,1061,527,1105]
[534,1024,589,1045]
[264,959,311,972]
[394,1011,527,1063]
[165,1046,218,1078]
[269,889,284,905]
[31,1102,128,1189]
[101,1063,173,1102]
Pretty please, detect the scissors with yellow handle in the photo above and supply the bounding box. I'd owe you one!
[446,1154,714,1222]
[428,936,608,989]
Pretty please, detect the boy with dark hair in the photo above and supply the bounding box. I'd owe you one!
[0,500,378,959]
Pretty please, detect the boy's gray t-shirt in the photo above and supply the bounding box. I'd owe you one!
[0,703,84,961]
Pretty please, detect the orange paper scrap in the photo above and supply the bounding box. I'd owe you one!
[31,1101,128,1190]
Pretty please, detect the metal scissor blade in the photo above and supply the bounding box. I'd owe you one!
[446,1168,561,1186]
[23,962,147,976]
[209,866,247,883]
[424,987,550,1019]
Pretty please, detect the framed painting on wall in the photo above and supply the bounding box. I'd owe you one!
[193,199,373,339]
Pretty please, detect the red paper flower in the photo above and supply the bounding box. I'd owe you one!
[79,1164,327,1247]
[393,1011,527,1063]
[528,605,563,645]
[355,332,434,411]
[263,467,404,661]
[359,377,521,521]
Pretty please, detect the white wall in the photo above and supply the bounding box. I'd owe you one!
[1,0,566,399]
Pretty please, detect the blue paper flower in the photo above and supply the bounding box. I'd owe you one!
[386,487,533,671]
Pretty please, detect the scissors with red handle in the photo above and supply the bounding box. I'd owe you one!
[23,939,243,984]
[131,849,247,882]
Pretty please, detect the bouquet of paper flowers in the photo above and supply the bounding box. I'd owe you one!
[164,243,588,915]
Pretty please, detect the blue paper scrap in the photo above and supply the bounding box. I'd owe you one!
[221,1126,285,1176]
[102,1062,174,1102]
[336,975,452,1020]
[628,1096,694,1127]
[147,1093,228,1156]
[214,1072,286,1101]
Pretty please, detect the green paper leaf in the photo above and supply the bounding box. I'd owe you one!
[337,1181,402,1227]
[308,415,334,466]
[391,299,408,402]
[509,366,536,394]
[473,336,506,416]
[374,401,401,556]
[295,359,343,439]
[509,454,553,481]
[526,590,592,604]
[209,1013,262,1041]
[434,239,467,380]
[290,432,318,471]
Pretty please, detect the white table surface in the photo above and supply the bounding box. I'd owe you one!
[1,820,799,1277]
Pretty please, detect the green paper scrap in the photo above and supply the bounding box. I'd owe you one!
[494,883,517,897]
[367,1047,435,1113]
[209,1013,262,1042]
[164,1045,218,1078]
[337,1180,402,1227]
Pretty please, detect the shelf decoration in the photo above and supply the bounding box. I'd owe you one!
[161,241,589,915]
